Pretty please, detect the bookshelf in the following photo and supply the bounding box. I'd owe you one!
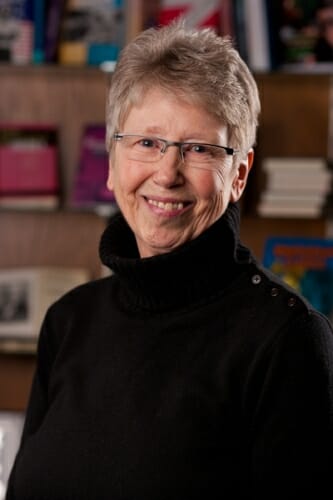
[0,66,332,411]
[0,65,109,411]
[0,65,110,204]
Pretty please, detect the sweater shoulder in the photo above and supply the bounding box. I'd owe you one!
[242,259,333,339]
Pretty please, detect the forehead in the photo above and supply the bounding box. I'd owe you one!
[122,86,227,141]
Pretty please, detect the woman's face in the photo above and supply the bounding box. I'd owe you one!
[108,87,253,258]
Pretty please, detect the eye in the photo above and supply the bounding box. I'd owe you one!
[189,143,211,154]
[185,143,216,159]
[136,137,159,149]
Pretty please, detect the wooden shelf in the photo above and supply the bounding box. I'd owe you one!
[0,210,106,279]
[0,64,110,204]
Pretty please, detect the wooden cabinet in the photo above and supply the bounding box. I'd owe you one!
[0,67,332,411]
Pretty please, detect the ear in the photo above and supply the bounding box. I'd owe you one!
[230,149,254,203]
[107,156,114,191]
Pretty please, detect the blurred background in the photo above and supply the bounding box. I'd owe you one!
[0,1,333,496]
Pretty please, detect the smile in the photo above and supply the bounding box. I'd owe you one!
[147,198,185,211]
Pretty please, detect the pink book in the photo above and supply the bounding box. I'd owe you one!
[0,124,59,195]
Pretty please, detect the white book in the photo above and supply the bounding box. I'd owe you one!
[260,191,325,206]
[257,202,323,218]
[265,170,332,193]
[243,0,270,71]
[262,157,328,173]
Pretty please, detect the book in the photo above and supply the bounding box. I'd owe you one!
[263,236,333,324]
[0,411,24,498]
[257,202,325,219]
[0,0,34,64]
[0,124,60,208]
[219,0,235,38]
[232,0,248,63]
[267,0,333,69]
[0,267,89,340]
[243,0,271,71]
[263,171,332,194]
[71,124,118,216]
[32,0,45,63]
[157,0,221,31]
[44,0,67,63]
[58,0,126,66]
[260,191,325,206]
[262,157,328,173]
[258,156,333,218]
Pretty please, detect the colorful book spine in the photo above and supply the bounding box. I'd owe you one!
[32,0,45,63]
[0,0,34,64]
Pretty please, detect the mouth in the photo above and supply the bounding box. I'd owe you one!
[144,197,192,214]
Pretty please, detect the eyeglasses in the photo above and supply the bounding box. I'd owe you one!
[113,133,238,169]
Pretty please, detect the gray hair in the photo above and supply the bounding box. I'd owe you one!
[106,21,260,155]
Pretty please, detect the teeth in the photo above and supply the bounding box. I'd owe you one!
[148,199,184,211]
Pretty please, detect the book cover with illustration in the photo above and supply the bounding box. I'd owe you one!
[263,236,333,323]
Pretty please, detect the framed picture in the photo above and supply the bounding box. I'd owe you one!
[0,269,35,338]
[0,411,24,500]
[0,267,89,340]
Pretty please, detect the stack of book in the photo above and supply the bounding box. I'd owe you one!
[257,157,333,218]
[0,124,60,210]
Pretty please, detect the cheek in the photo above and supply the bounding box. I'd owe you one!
[109,160,151,198]
[192,167,229,199]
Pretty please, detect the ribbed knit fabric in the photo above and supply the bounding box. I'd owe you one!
[98,202,249,313]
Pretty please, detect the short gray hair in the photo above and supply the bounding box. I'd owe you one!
[106,21,260,155]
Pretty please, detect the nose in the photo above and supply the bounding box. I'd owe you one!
[161,141,184,162]
[153,146,184,187]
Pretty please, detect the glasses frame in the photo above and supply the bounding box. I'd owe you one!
[113,133,238,163]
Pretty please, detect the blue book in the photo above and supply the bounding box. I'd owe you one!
[263,236,333,323]
[32,0,45,63]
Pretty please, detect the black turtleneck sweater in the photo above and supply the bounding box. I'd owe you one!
[6,204,333,499]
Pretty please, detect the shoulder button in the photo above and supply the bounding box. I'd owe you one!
[251,274,262,285]
[288,297,296,307]
[271,287,279,297]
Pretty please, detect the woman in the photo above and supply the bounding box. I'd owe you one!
[6,22,333,499]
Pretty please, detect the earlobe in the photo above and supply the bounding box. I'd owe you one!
[107,158,114,191]
[230,149,254,203]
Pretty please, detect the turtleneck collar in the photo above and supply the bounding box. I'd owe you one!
[99,203,251,313]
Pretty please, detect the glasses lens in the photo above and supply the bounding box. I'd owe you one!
[119,135,162,162]
[183,143,229,167]
[116,135,232,169]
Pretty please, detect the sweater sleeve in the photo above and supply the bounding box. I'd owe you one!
[247,310,333,499]
[5,309,59,499]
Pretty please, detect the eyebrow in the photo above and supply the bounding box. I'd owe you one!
[136,128,220,143]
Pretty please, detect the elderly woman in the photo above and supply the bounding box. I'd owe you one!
[6,22,333,500]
